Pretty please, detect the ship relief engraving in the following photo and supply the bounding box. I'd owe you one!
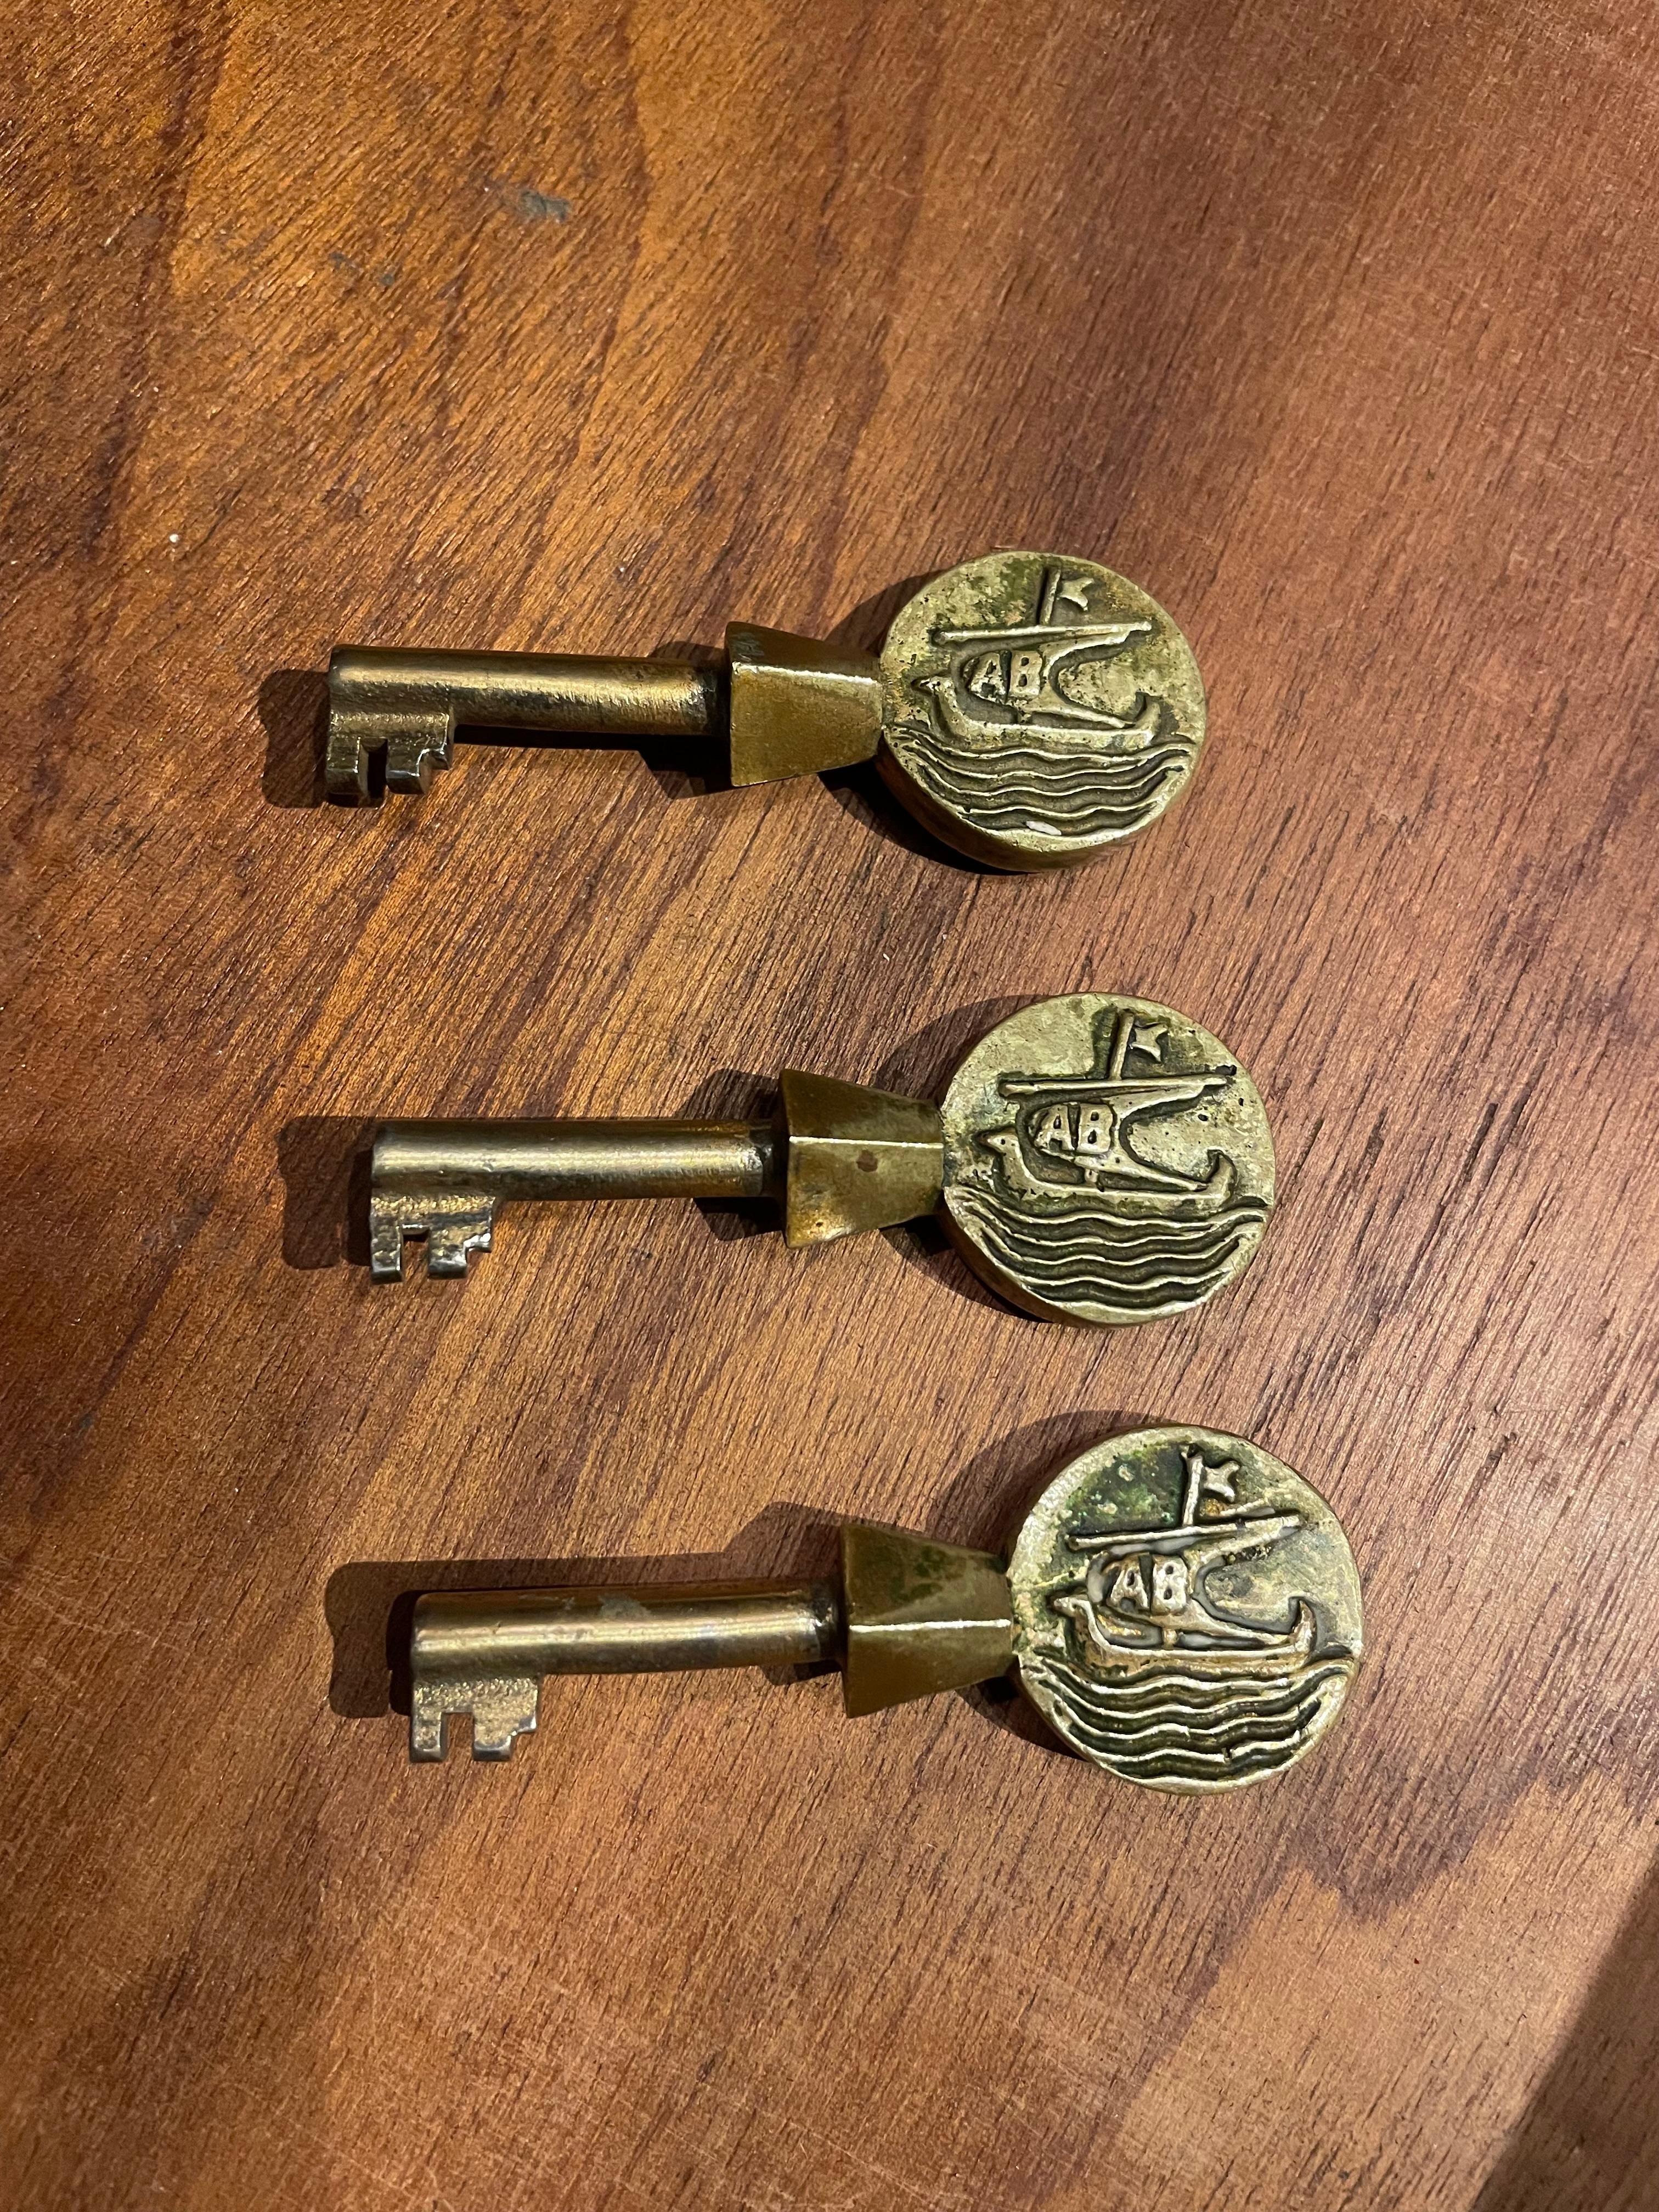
[1011,1433,1362,1793]
[885,561,1198,845]
[946,999,1269,1324]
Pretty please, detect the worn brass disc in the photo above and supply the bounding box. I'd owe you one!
[876,551,1205,870]
[1008,1428,1362,1792]
[940,994,1273,1325]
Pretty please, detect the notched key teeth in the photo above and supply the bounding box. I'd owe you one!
[425,1197,496,1277]
[368,1191,497,1282]
[383,712,455,796]
[410,1672,541,1763]
[325,706,455,805]
[367,1193,409,1281]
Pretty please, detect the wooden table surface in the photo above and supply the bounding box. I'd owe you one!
[5,2,1658,2205]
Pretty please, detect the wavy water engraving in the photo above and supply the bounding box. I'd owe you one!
[950,1184,1267,1316]
[1025,1655,1351,1786]
[891,719,1195,840]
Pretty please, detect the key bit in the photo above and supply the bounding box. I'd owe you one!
[407,1425,1362,1794]
[366,992,1276,1327]
[324,550,1206,870]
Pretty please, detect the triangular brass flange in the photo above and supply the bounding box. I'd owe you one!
[840,1522,1014,1717]
[725,623,883,784]
[778,1070,944,1246]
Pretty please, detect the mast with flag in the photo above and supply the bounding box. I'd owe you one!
[993,1007,1234,1194]
[922,565,1160,742]
[1053,1447,1316,1667]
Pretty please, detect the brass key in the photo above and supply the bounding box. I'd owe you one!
[367,993,1276,1327]
[407,1426,1363,1795]
[325,550,1206,870]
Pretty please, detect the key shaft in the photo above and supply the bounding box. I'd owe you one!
[418,1579,840,1678]
[369,1118,782,1280]
[327,648,715,799]
[409,1523,1015,1762]
[326,624,883,802]
[368,1073,947,1281]
[335,644,715,733]
[412,1579,840,1762]
[376,1116,778,1199]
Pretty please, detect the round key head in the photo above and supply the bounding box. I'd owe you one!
[876,551,1205,870]
[1008,1427,1362,1791]
[939,994,1273,1325]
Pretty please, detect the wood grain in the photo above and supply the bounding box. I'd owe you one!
[4,1,1658,2204]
